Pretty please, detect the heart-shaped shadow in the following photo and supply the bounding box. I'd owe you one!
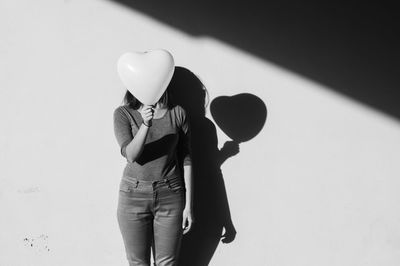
[210,93,267,142]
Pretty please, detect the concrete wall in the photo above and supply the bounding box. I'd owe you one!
[1,0,400,265]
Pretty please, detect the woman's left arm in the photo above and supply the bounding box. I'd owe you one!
[178,106,194,234]
[182,164,194,234]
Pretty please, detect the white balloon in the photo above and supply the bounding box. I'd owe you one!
[117,49,175,105]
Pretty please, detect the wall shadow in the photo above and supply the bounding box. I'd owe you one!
[167,67,238,266]
[110,0,400,120]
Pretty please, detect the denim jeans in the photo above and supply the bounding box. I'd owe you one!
[117,175,186,266]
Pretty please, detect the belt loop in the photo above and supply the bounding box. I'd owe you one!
[164,178,172,188]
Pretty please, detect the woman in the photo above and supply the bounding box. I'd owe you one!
[113,88,194,266]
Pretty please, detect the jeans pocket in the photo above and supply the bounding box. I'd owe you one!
[166,180,185,193]
[119,179,135,194]
[119,183,131,193]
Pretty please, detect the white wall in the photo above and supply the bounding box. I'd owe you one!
[1,0,400,265]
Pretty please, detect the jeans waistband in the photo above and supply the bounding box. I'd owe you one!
[121,173,182,187]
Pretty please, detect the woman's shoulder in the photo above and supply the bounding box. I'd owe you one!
[113,105,124,116]
[114,104,140,121]
[114,104,128,116]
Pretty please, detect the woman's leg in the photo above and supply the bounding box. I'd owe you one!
[117,180,154,266]
[153,179,185,266]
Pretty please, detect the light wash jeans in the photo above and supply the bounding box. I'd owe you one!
[117,175,185,266]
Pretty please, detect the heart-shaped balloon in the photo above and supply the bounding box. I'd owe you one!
[117,49,175,105]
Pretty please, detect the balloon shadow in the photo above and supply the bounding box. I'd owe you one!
[167,67,236,266]
[210,94,267,143]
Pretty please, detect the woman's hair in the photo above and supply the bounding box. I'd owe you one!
[122,89,171,109]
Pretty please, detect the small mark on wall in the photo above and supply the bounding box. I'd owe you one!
[23,234,50,252]
[17,186,40,194]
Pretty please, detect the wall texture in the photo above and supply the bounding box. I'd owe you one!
[1,1,400,265]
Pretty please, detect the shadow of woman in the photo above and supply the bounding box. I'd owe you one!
[167,67,238,266]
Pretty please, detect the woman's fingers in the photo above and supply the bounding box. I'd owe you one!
[144,107,154,114]
[142,105,154,112]
[140,105,154,122]
[141,109,153,116]
[182,212,188,229]
[182,216,186,231]
[143,113,153,120]
[186,217,193,232]
[182,215,193,234]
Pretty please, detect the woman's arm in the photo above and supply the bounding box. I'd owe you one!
[182,163,194,234]
[177,106,194,234]
[124,105,154,163]
[183,164,193,210]
[113,105,154,163]
[124,123,150,163]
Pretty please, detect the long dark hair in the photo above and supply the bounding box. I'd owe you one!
[122,88,172,110]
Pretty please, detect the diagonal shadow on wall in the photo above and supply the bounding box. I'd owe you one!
[110,0,400,120]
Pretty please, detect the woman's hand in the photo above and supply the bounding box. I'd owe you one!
[139,105,154,126]
[182,207,194,234]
